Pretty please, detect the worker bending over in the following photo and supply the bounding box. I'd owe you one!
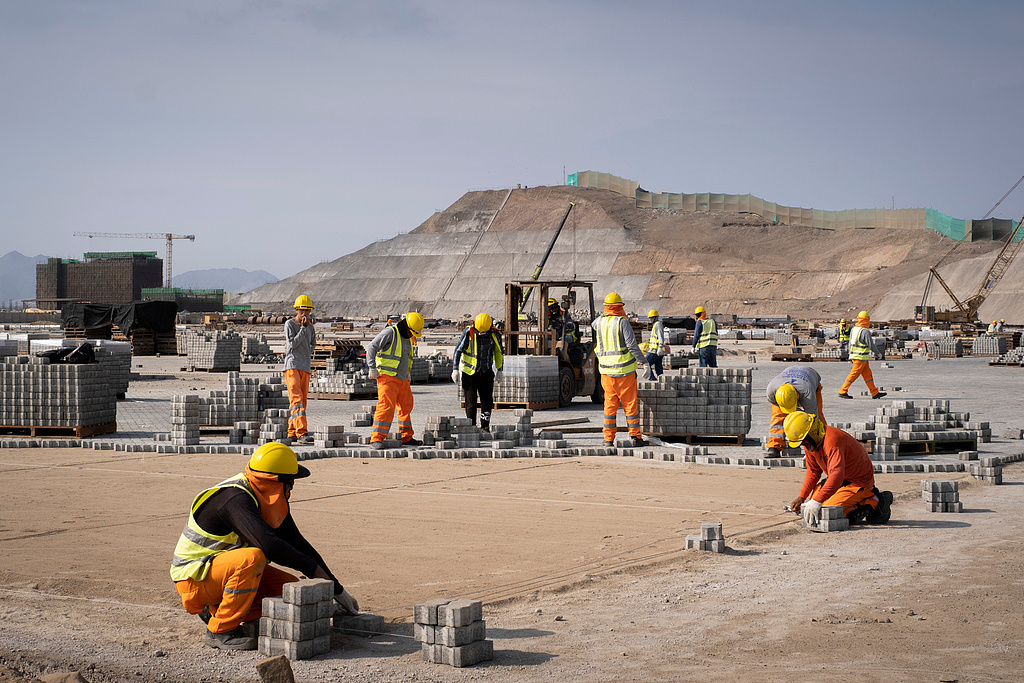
[784,411,893,526]
[645,309,670,378]
[765,365,826,457]
[367,313,424,449]
[592,292,651,447]
[838,310,886,400]
[692,306,718,368]
[452,313,504,431]
[170,443,359,651]
[284,295,316,444]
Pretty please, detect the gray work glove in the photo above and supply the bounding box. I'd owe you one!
[641,364,653,380]
[335,589,359,615]
[494,370,503,383]
[368,368,379,380]
[802,499,822,527]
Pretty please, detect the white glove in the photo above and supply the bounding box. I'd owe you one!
[451,370,460,383]
[368,368,379,380]
[494,370,503,383]
[802,499,823,527]
[335,589,359,615]
[642,364,652,380]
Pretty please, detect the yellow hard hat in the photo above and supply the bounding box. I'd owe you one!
[604,292,623,305]
[783,411,820,448]
[857,310,869,320]
[1001,319,1005,323]
[695,306,706,316]
[547,298,557,307]
[474,313,492,333]
[248,442,310,481]
[840,319,846,324]
[775,383,799,414]
[648,309,659,318]
[993,320,998,325]
[406,312,424,336]
[293,295,313,310]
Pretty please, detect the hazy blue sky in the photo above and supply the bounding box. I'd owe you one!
[2,0,1022,278]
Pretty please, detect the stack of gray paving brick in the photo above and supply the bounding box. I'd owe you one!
[971,456,1003,484]
[459,356,557,404]
[170,394,200,445]
[993,347,1024,364]
[772,331,793,345]
[182,330,243,371]
[259,578,333,660]
[812,346,844,360]
[805,505,848,532]
[685,521,726,551]
[415,599,493,668]
[452,417,482,448]
[227,373,261,421]
[666,329,688,345]
[936,337,963,357]
[0,339,18,358]
[30,339,132,396]
[748,328,767,341]
[314,361,376,395]
[423,415,454,447]
[535,430,567,449]
[922,479,962,512]
[664,350,689,370]
[260,377,290,411]
[314,425,345,448]
[972,335,1007,356]
[241,333,278,363]
[0,355,118,429]
[426,353,454,381]
[350,404,376,428]
[259,409,291,444]
[410,357,431,384]
[637,368,752,437]
[843,400,987,461]
[229,420,261,445]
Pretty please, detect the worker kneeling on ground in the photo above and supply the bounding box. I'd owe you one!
[452,313,504,431]
[838,310,886,400]
[284,295,316,444]
[765,365,826,457]
[592,292,652,447]
[170,443,359,651]
[784,411,893,527]
[367,312,424,449]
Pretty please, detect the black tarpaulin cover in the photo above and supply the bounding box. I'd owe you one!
[61,301,178,334]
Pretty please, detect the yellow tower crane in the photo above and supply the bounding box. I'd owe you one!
[72,232,196,288]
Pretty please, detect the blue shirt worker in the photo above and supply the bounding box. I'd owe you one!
[692,306,718,368]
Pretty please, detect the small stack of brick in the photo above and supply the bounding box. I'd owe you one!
[314,425,345,448]
[350,404,375,428]
[259,578,334,660]
[922,479,962,512]
[807,505,848,532]
[972,456,1003,484]
[685,521,726,552]
[414,598,493,668]
[259,409,290,444]
[170,394,200,445]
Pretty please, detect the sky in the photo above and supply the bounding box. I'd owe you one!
[1,0,1023,279]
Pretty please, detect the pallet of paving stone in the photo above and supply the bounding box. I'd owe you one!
[180,366,236,373]
[309,390,377,401]
[0,422,117,438]
[652,432,745,446]
[463,400,559,411]
[770,353,813,362]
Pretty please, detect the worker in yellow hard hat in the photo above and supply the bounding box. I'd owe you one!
[784,412,892,527]
[764,365,826,458]
[366,312,424,449]
[988,320,997,334]
[170,442,359,651]
[452,313,504,431]
[645,309,670,378]
[592,292,652,447]
[996,319,1005,333]
[692,305,717,367]
[837,318,850,361]
[284,295,316,444]
[838,311,886,400]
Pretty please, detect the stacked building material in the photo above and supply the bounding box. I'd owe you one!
[637,368,752,437]
[259,409,290,444]
[664,350,690,370]
[170,394,200,445]
[261,377,290,411]
[229,420,261,445]
[685,521,726,552]
[972,456,1003,484]
[921,479,962,512]
[936,337,964,357]
[241,333,278,363]
[425,353,454,381]
[806,505,848,532]
[772,331,793,345]
[259,578,333,660]
[458,356,558,405]
[0,339,17,358]
[0,355,118,429]
[313,425,345,448]
[835,399,986,461]
[415,599,493,668]
[410,357,431,383]
[971,335,1007,356]
[992,347,1024,364]
[180,330,243,370]
[313,361,376,396]
[30,339,132,396]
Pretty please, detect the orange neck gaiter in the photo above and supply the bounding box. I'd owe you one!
[604,303,626,317]
[243,467,290,529]
[856,320,869,328]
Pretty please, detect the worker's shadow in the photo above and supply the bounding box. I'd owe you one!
[336,624,557,666]
[885,519,973,529]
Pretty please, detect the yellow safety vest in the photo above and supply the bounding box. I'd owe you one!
[169,474,258,583]
[695,318,718,349]
[838,326,850,344]
[595,315,637,377]
[375,327,412,377]
[458,329,504,375]
[649,321,665,355]
[849,326,871,361]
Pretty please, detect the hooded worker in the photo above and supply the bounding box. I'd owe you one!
[452,313,504,431]
[284,295,316,444]
[838,311,886,400]
[784,411,893,527]
[765,365,826,457]
[645,309,670,378]
[988,320,997,334]
[592,292,651,447]
[367,313,424,449]
[692,306,717,368]
[170,443,358,651]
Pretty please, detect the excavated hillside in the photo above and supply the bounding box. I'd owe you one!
[234,185,1023,322]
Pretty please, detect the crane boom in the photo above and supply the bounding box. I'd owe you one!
[72,231,196,288]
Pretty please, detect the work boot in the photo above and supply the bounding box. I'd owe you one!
[402,438,423,447]
[766,448,781,458]
[198,606,212,624]
[631,437,649,448]
[867,490,893,524]
[296,433,314,445]
[604,440,615,447]
[872,392,888,400]
[204,624,257,651]
[848,504,873,525]
[369,441,384,450]
[480,416,490,432]
[838,392,852,399]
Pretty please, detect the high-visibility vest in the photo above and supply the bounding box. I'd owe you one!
[594,315,637,377]
[849,326,871,361]
[649,321,665,355]
[458,328,503,375]
[375,327,411,377]
[169,474,258,582]
[695,318,718,349]
[839,326,850,344]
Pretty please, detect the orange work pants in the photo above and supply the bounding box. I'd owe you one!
[767,384,827,450]
[840,360,879,396]
[810,481,877,517]
[602,373,641,442]
[174,547,298,633]
[284,369,310,438]
[372,374,414,443]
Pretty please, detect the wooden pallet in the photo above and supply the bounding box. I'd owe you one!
[309,391,377,401]
[989,360,1022,367]
[181,366,238,373]
[897,439,978,454]
[0,422,117,438]
[649,433,745,446]
[771,353,813,362]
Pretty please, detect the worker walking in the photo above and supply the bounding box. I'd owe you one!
[645,309,670,378]
[765,365,826,457]
[592,292,652,447]
[784,411,893,526]
[367,313,424,449]
[284,295,316,444]
[837,318,850,361]
[452,313,504,431]
[170,443,359,651]
[838,311,886,400]
[692,306,718,368]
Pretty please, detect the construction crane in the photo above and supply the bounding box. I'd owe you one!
[72,232,196,288]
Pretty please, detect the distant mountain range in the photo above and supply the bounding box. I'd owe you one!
[0,251,49,305]
[172,268,278,294]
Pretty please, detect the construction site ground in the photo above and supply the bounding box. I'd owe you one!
[2,345,1023,682]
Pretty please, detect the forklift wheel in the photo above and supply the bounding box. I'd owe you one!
[558,367,575,408]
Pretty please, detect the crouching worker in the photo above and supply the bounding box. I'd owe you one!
[765,365,826,458]
[783,411,893,527]
[170,443,359,651]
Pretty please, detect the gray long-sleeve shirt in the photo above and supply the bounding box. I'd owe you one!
[766,365,822,417]
[591,315,647,376]
[284,318,317,373]
[366,325,413,381]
